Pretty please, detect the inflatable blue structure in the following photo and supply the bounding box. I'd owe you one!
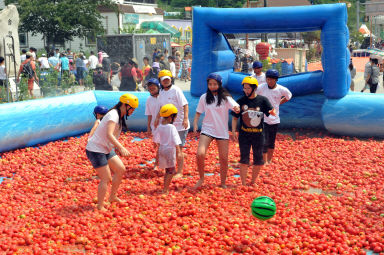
[1,3,384,153]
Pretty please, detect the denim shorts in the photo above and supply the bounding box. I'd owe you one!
[86,149,116,169]
[178,130,188,147]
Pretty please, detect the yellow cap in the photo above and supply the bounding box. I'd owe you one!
[159,104,178,117]
[158,69,173,79]
[241,76,258,87]
[119,93,139,108]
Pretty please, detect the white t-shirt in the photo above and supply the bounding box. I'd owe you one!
[0,65,6,80]
[86,109,121,154]
[31,52,36,60]
[153,123,181,168]
[88,55,98,69]
[38,57,50,69]
[158,86,190,131]
[196,94,239,139]
[252,72,266,85]
[257,83,292,125]
[169,62,176,78]
[145,95,160,132]
[20,54,26,62]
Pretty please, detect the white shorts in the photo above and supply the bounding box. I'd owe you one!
[158,145,176,169]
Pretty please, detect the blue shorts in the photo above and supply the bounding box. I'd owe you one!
[178,130,188,147]
[86,149,117,169]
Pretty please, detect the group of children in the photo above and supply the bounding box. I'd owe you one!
[85,63,292,211]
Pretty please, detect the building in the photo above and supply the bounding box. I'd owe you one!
[164,19,192,44]
[0,0,165,52]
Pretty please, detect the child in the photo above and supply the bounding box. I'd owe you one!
[155,70,190,178]
[231,76,276,186]
[145,78,160,134]
[193,73,240,189]
[180,55,189,82]
[251,61,266,85]
[153,104,181,194]
[257,69,292,165]
[86,93,139,211]
[89,105,109,138]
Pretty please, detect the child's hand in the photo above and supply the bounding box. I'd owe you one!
[233,106,240,114]
[154,118,159,128]
[183,119,189,129]
[269,108,277,116]
[119,147,130,157]
[231,132,238,142]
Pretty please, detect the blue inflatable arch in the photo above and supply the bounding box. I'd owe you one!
[191,4,350,99]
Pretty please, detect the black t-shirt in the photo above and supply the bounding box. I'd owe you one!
[231,95,273,133]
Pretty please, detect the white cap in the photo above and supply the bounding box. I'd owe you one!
[160,76,171,81]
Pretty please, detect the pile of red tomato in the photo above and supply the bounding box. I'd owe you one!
[0,131,383,254]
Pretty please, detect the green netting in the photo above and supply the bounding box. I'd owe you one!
[141,21,181,38]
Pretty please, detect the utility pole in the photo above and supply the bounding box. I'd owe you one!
[246,0,249,49]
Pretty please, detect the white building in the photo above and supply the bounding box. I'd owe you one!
[0,0,164,52]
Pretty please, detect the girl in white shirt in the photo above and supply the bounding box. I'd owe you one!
[193,73,240,189]
[86,93,138,211]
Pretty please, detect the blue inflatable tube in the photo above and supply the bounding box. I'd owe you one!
[322,93,384,137]
[225,71,323,96]
[0,92,97,152]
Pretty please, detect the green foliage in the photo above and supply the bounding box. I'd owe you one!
[302,31,321,45]
[5,0,116,48]
[118,24,147,35]
[350,30,365,45]
[162,0,245,8]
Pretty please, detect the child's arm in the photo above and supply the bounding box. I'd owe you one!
[106,121,129,156]
[89,120,100,138]
[147,116,152,133]
[154,111,161,128]
[175,144,181,161]
[193,112,201,133]
[183,104,189,129]
[231,117,238,141]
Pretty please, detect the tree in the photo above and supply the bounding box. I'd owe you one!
[5,0,116,50]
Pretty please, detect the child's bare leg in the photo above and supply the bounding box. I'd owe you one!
[107,156,126,203]
[217,139,229,188]
[163,168,175,194]
[95,165,112,210]
[250,165,262,185]
[267,149,274,164]
[239,164,248,186]
[175,146,184,177]
[193,135,213,189]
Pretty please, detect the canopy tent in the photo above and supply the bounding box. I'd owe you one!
[140,21,181,38]
[171,42,181,47]
[146,29,159,34]
[359,24,370,35]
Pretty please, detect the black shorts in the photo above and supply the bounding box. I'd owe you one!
[86,149,117,169]
[0,80,5,87]
[263,123,279,153]
[238,131,264,165]
[201,133,227,141]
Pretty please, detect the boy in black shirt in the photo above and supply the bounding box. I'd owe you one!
[231,76,276,186]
